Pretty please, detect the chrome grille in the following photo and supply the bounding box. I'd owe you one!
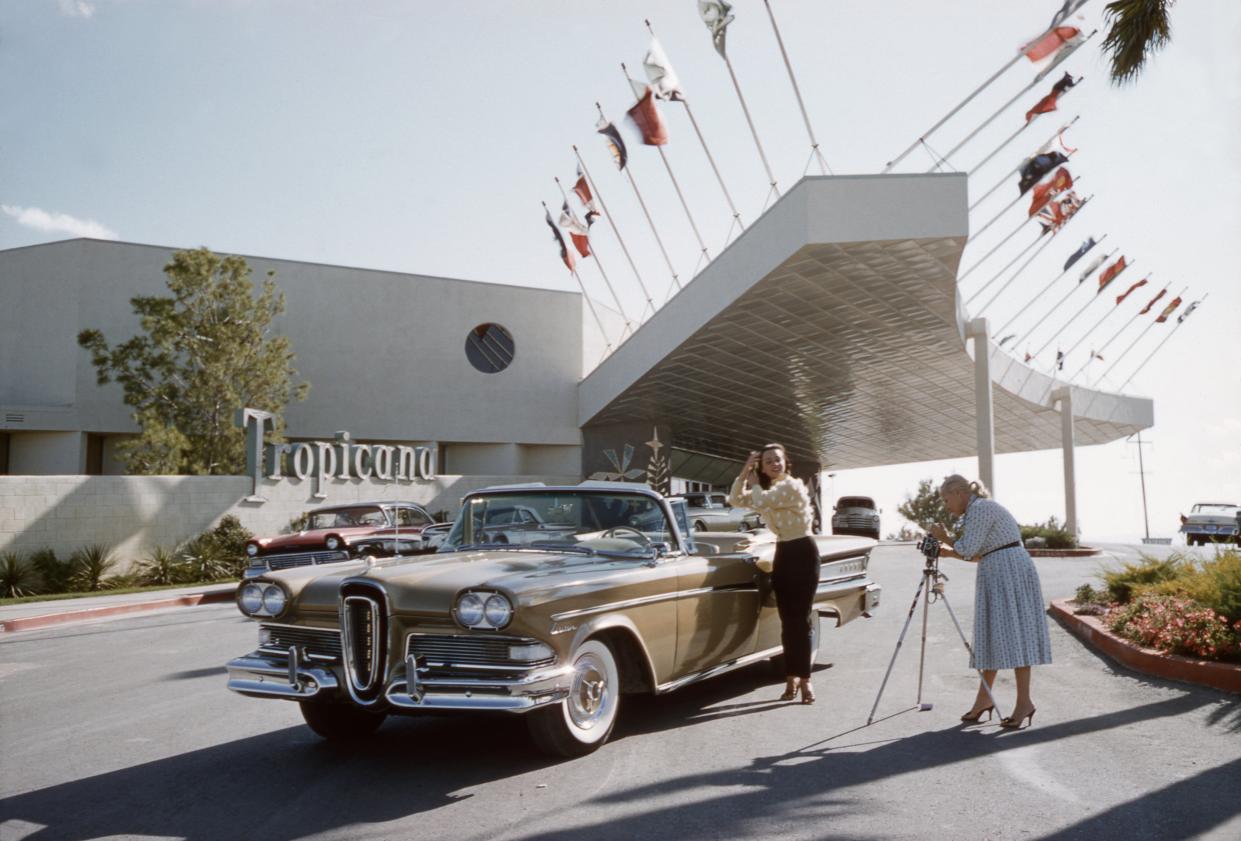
[259,624,342,661]
[340,582,389,702]
[406,633,555,676]
[264,549,351,571]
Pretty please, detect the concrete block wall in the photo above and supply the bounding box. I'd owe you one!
[0,472,576,573]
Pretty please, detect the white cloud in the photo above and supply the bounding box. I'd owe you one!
[1,205,117,239]
[57,0,96,18]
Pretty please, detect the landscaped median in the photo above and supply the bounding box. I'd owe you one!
[1050,598,1241,694]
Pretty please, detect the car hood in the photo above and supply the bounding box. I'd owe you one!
[284,549,650,618]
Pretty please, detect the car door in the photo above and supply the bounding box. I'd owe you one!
[673,548,763,677]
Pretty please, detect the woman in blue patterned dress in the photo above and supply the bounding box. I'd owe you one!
[929,475,1052,729]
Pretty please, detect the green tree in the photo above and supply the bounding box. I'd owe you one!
[1102,0,1175,85]
[896,478,959,536]
[78,248,309,475]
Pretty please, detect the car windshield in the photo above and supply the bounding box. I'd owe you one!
[441,491,675,558]
[306,506,388,529]
[1190,504,1239,515]
[683,493,716,509]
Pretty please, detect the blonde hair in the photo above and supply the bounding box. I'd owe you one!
[941,474,991,499]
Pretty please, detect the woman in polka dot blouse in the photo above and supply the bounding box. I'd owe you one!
[929,474,1053,729]
[729,443,819,704]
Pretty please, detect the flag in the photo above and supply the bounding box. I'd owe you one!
[1155,296,1182,323]
[596,118,628,170]
[1063,237,1097,270]
[1025,73,1077,123]
[1056,350,1065,371]
[1077,251,1108,283]
[1037,191,1082,235]
[1089,349,1104,363]
[626,85,669,146]
[572,165,601,226]
[1139,288,1167,315]
[1028,167,1073,216]
[1096,256,1127,292]
[1024,351,1034,363]
[545,207,574,271]
[1115,277,1148,305]
[999,333,1017,347]
[644,37,684,101]
[559,201,591,259]
[1022,26,1082,62]
[1177,300,1200,324]
[699,0,734,59]
[1018,151,1069,195]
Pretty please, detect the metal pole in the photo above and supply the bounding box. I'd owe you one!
[762,0,831,174]
[966,230,1046,307]
[1093,284,1189,383]
[555,176,634,334]
[1065,280,1154,382]
[994,234,1107,339]
[1030,257,1133,359]
[1056,275,1151,375]
[721,53,780,199]
[1112,293,1207,392]
[969,173,1083,250]
[1052,386,1078,537]
[573,145,657,318]
[973,234,1058,315]
[1135,432,1151,541]
[968,117,1079,210]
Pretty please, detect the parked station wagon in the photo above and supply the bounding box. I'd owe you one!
[226,482,880,756]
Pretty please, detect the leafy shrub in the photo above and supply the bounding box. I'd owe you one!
[897,478,957,534]
[886,525,920,542]
[1073,583,1107,615]
[1020,516,1076,549]
[1,551,42,598]
[136,545,188,586]
[284,512,309,533]
[1106,594,1241,662]
[69,544,119,592]
[1136,548,1241,623]
[29,547,71,594]
[1102,554,1187,604]
[179,515,254,580]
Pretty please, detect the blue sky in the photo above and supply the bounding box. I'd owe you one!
[3,0,1239,541]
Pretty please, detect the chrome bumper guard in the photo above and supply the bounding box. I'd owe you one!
[226,646,339,700]
[385,654,574,712]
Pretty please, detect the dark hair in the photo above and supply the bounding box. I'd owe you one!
[756,443,791,490]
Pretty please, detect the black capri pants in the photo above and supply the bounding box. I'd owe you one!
[772,536,821,679]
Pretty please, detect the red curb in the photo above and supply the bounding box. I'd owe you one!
[0,589,236,633]
[1029,547,1100,557]
[1049,598,1241,695]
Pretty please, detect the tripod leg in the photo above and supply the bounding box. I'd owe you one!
[939,593,1002,713]
[866,575,927,725]
[916,570,931,708]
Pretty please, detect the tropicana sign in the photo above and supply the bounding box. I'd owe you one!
[237,408,437,501]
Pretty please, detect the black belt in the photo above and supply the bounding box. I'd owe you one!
[982,541,1023,558]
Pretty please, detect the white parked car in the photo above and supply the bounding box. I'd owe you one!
[1180,503,1240,546]
[831,496,881,541]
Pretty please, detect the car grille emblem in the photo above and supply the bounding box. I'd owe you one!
[340,584,388,702]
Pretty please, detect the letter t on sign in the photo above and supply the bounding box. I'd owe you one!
[237,407,275,502]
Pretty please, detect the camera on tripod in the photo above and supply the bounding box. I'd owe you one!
[916,533,941,560]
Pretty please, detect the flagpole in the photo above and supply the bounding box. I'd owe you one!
[1030,258,1135,360]
[621,63,710,269]
[543,201,613,354]
[1001,241,1111,343]
[555,176,634,335]
[926,34,1093,172]
[596,103,682,296]
[719,53,780,203]
[762,0,831,175]
[959,193,1091,282]
[968,118,1078,211]
[1091,284,1187,385]
[968,172,1087,246]
[1065,279,1156,382]
[573,145,657,318]
[645,21,744,246]
[1056,274,1156,379]
[1108,293,1208,393]
[971,230,1059,313]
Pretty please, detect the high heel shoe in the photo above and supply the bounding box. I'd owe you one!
[1000,707,1036,729]
[778,679,800,701]
[959,705,994,722]
[799,683,816,705]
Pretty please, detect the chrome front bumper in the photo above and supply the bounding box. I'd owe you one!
[226,650,572,712]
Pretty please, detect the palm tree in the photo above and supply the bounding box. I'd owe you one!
[1101,0,1176,85]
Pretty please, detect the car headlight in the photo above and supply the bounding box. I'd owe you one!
[456,592,486,627]
[260,583,287,616]
[325,536,342,550]
[484,593,513,628]
[246,543,259,557]
[239,583,264,615]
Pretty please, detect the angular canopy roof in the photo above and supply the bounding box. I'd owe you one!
[578,174,1152,475]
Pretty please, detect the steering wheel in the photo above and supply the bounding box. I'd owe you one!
[601,526,652,547]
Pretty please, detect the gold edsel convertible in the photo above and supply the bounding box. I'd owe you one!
[226,482,881,756]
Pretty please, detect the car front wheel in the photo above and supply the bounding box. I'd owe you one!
[299,701,386,740]
[527,639,620,757]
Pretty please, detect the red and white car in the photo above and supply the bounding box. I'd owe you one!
[245,501,437,572]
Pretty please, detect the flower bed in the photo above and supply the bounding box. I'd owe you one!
[1105,595,1241,662]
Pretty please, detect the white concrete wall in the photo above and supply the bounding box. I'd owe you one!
[1,239,586,474]
[0,471,577,573]
[7,432,83,475]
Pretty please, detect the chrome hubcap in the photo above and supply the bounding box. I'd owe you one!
[568,655,610,729]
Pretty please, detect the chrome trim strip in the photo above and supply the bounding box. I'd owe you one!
[384,664,575,711]
[549,587,707,621]
[225,654,339,700]
[341,595,382,694]
[655,645,785,694]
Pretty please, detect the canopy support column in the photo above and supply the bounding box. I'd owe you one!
[1051,386,1078,538]
[967,318,995,496]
